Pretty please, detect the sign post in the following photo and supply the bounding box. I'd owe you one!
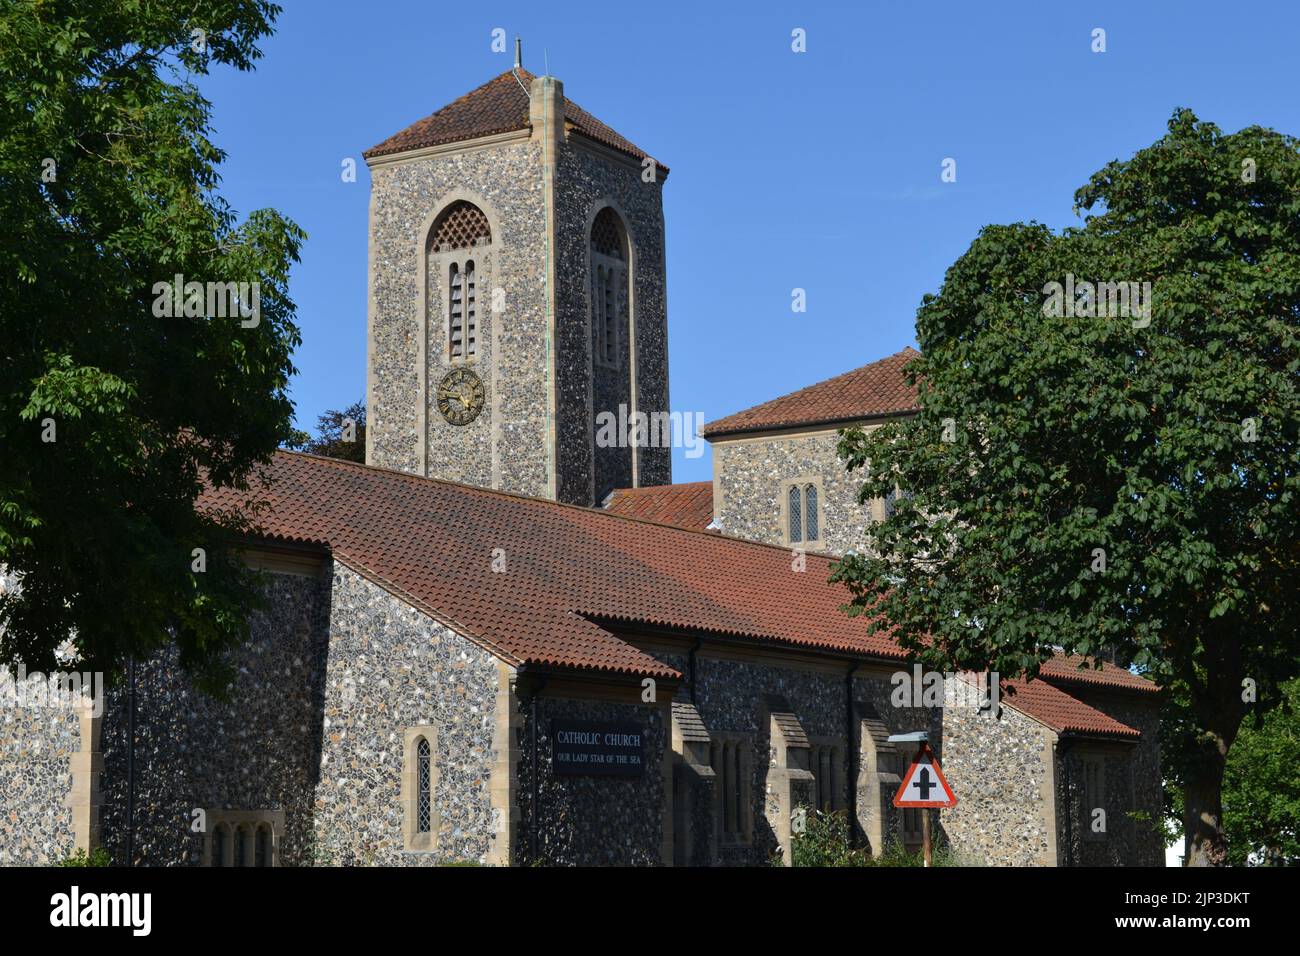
[890,734,957,867]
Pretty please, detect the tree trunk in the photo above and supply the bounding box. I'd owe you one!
[1183,756,1228,866]
[1183,631,1246,867]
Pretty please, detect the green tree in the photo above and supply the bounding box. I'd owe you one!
[1165,678,1300,865]
[1222,678,1300,864]
[832,110,1300,866]
[0,2,302,691]
[283,400,366,464]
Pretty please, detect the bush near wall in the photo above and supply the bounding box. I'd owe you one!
[789,809,981,867]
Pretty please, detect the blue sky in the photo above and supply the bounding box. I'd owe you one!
[198,0,1300,483]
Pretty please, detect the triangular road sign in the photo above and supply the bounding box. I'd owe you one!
[893,744,957,808]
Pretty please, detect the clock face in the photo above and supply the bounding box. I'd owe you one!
[436,367,485,426]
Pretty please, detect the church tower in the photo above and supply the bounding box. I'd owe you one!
[362,46,671,506]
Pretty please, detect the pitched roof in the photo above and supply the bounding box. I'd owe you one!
[1000,677,1141,739]
[702,347,922,438]
[199,453,1157,745]
[604,482,713,531]
[1039,653,1160,696]
[200,452,906,680]
[363,68,662,168]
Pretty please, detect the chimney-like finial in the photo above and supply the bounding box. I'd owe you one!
[514,36,522,69]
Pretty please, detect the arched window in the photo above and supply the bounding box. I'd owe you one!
[731,743,744,835]
[722,742,736,835]
[786,479,823,547]
[212,823,229,867]
[255,824,272,867]
[590,207,627,370]
[709,736,751,845]
[416,736,432,835]
[429,200,491,362]
[804,485,819,542]
[204,812,280,867]
[788,486,802,543]
[403,725,439,851]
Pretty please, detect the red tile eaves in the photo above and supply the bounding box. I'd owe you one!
[1000,677,1141,739]
[1039,653,1160,695]
[702,347,921,438]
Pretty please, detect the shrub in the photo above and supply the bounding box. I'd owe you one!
[789,808,984,867]
[57,847,112,867]
[790,809,871,866]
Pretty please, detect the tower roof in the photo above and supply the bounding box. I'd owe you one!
[364,68,664,169]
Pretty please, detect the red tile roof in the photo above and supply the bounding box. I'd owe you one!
[363,68,663,169]
[604,482,713,531]
[199,453,1156,745]
[1000,677,1141,739]
[200,452,905,680]
[1039,653,1160,695]
[702,347,922,438]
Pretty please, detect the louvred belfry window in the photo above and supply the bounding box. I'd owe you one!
[429,200,491,361]
[449,263,463,356]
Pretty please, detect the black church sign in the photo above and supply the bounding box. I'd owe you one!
[552,720,645,777]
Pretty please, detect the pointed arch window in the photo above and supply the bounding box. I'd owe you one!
[785,478,824,548]
[804,485,819,541]
[416,736,432,834]
[403,725,440,851]
[591,207,627,370]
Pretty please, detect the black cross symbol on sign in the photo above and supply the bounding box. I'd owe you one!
[911,766,937,800]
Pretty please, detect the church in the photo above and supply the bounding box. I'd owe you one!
[0,54,1163,867]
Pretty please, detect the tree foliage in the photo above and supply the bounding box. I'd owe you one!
[832,110,1300,865]
[283,400,366,464]
[1221,679,1300,864]
[0,1,301,691]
